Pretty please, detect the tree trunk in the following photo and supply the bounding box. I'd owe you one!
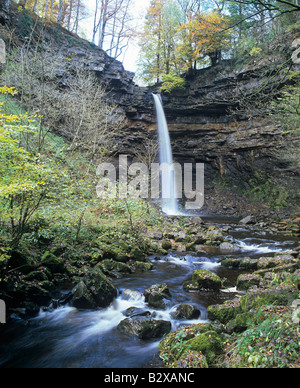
[57,0,64,25]
[67,0,73,30]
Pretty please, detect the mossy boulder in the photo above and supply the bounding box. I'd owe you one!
[257,254,295,270]
[158,323,224,368]
[7,250,36,274]
[17,282,53,306]
[24,269,50,282]
[182,279,199,292]
[41,252,65,274]
[221,258,241,268]
[207,299,242,324]
[102,245,131,263]
[170,304,201,320]
[192,270,222,290]
[161,240,173,251]
[205,229,225,245]
[236,274,262,291]
[129,247,147,262]
[225,312,255,334]
[117,317,171,339]
[72,267,117,309]
[144,283,171,309]
[221,257,258,270]
[134,261,154,272]
[98,259,132,278]
[239,257,259,270]
[191,234,207,245]
[187,330,224,365]
[240,285,299,310]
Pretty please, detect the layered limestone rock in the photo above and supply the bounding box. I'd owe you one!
[1,5,298,188]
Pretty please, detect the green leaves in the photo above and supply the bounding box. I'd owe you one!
[161,74,186,93]
[0,87,61,246]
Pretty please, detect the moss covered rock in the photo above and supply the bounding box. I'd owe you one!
[170,304,201,320]
[134,261,154,272]
[72,267,117,309]
[117,317,171,339]
[257,254,295,270]
[221,257,241,268]
[192,270,222,290]
[144,283,171,309]
[225,312,255,334]
[98,259,132,278]
[161,240,173,251]
[236,274,262,291]
[207,299,242,324]
[41,252,65,274]
[240,285,299,310]
[187,330,224,365]
[182,279,199,292]
[158,323,224,368]
[7,250,36,274]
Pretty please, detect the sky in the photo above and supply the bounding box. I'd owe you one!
[84,0,151,74]
[123,0,150,73]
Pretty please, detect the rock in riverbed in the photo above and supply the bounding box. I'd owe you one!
[72,267,117,309]
[170,304,201,320]
[117,317,172,339]
[143,283,172,309]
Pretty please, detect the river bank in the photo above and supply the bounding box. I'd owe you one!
[0,214,299,368]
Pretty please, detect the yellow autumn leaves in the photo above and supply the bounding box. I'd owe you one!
[0,85,55,198]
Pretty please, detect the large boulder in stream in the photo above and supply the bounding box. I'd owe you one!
[72,267,117,309]
[143,283,172,309]
[183,270,222,291]
[118,317,172,339]
[171,304,201,320]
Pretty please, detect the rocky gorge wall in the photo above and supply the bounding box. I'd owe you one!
[120,36,300,214]
[122,54,299,188]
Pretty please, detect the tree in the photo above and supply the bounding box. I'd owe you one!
[229,0,300,16]
[0,86,60,248]
[138,0,183,84]
[92,0,134,59]
[225,0,300,46]
[179,10,232,67]
[60,69,125,162]
[21,0,87,32]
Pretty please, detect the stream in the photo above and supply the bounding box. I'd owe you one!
[0,221,298,368]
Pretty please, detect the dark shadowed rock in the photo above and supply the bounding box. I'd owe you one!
[171,304,201,320]
[143,284,171,309]
[117,317,171,339]
[72,267,117,309]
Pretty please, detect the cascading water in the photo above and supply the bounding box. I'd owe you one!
[152,94,179,215]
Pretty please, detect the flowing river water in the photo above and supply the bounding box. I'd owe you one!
[0,220,298,368]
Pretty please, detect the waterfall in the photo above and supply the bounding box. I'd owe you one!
[152,94,179,215]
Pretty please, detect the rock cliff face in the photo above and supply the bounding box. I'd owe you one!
[122,53,298,185]
[1,5,298,194]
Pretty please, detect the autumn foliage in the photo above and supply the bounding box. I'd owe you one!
[179,11,231,68]
[138,0,232,86]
